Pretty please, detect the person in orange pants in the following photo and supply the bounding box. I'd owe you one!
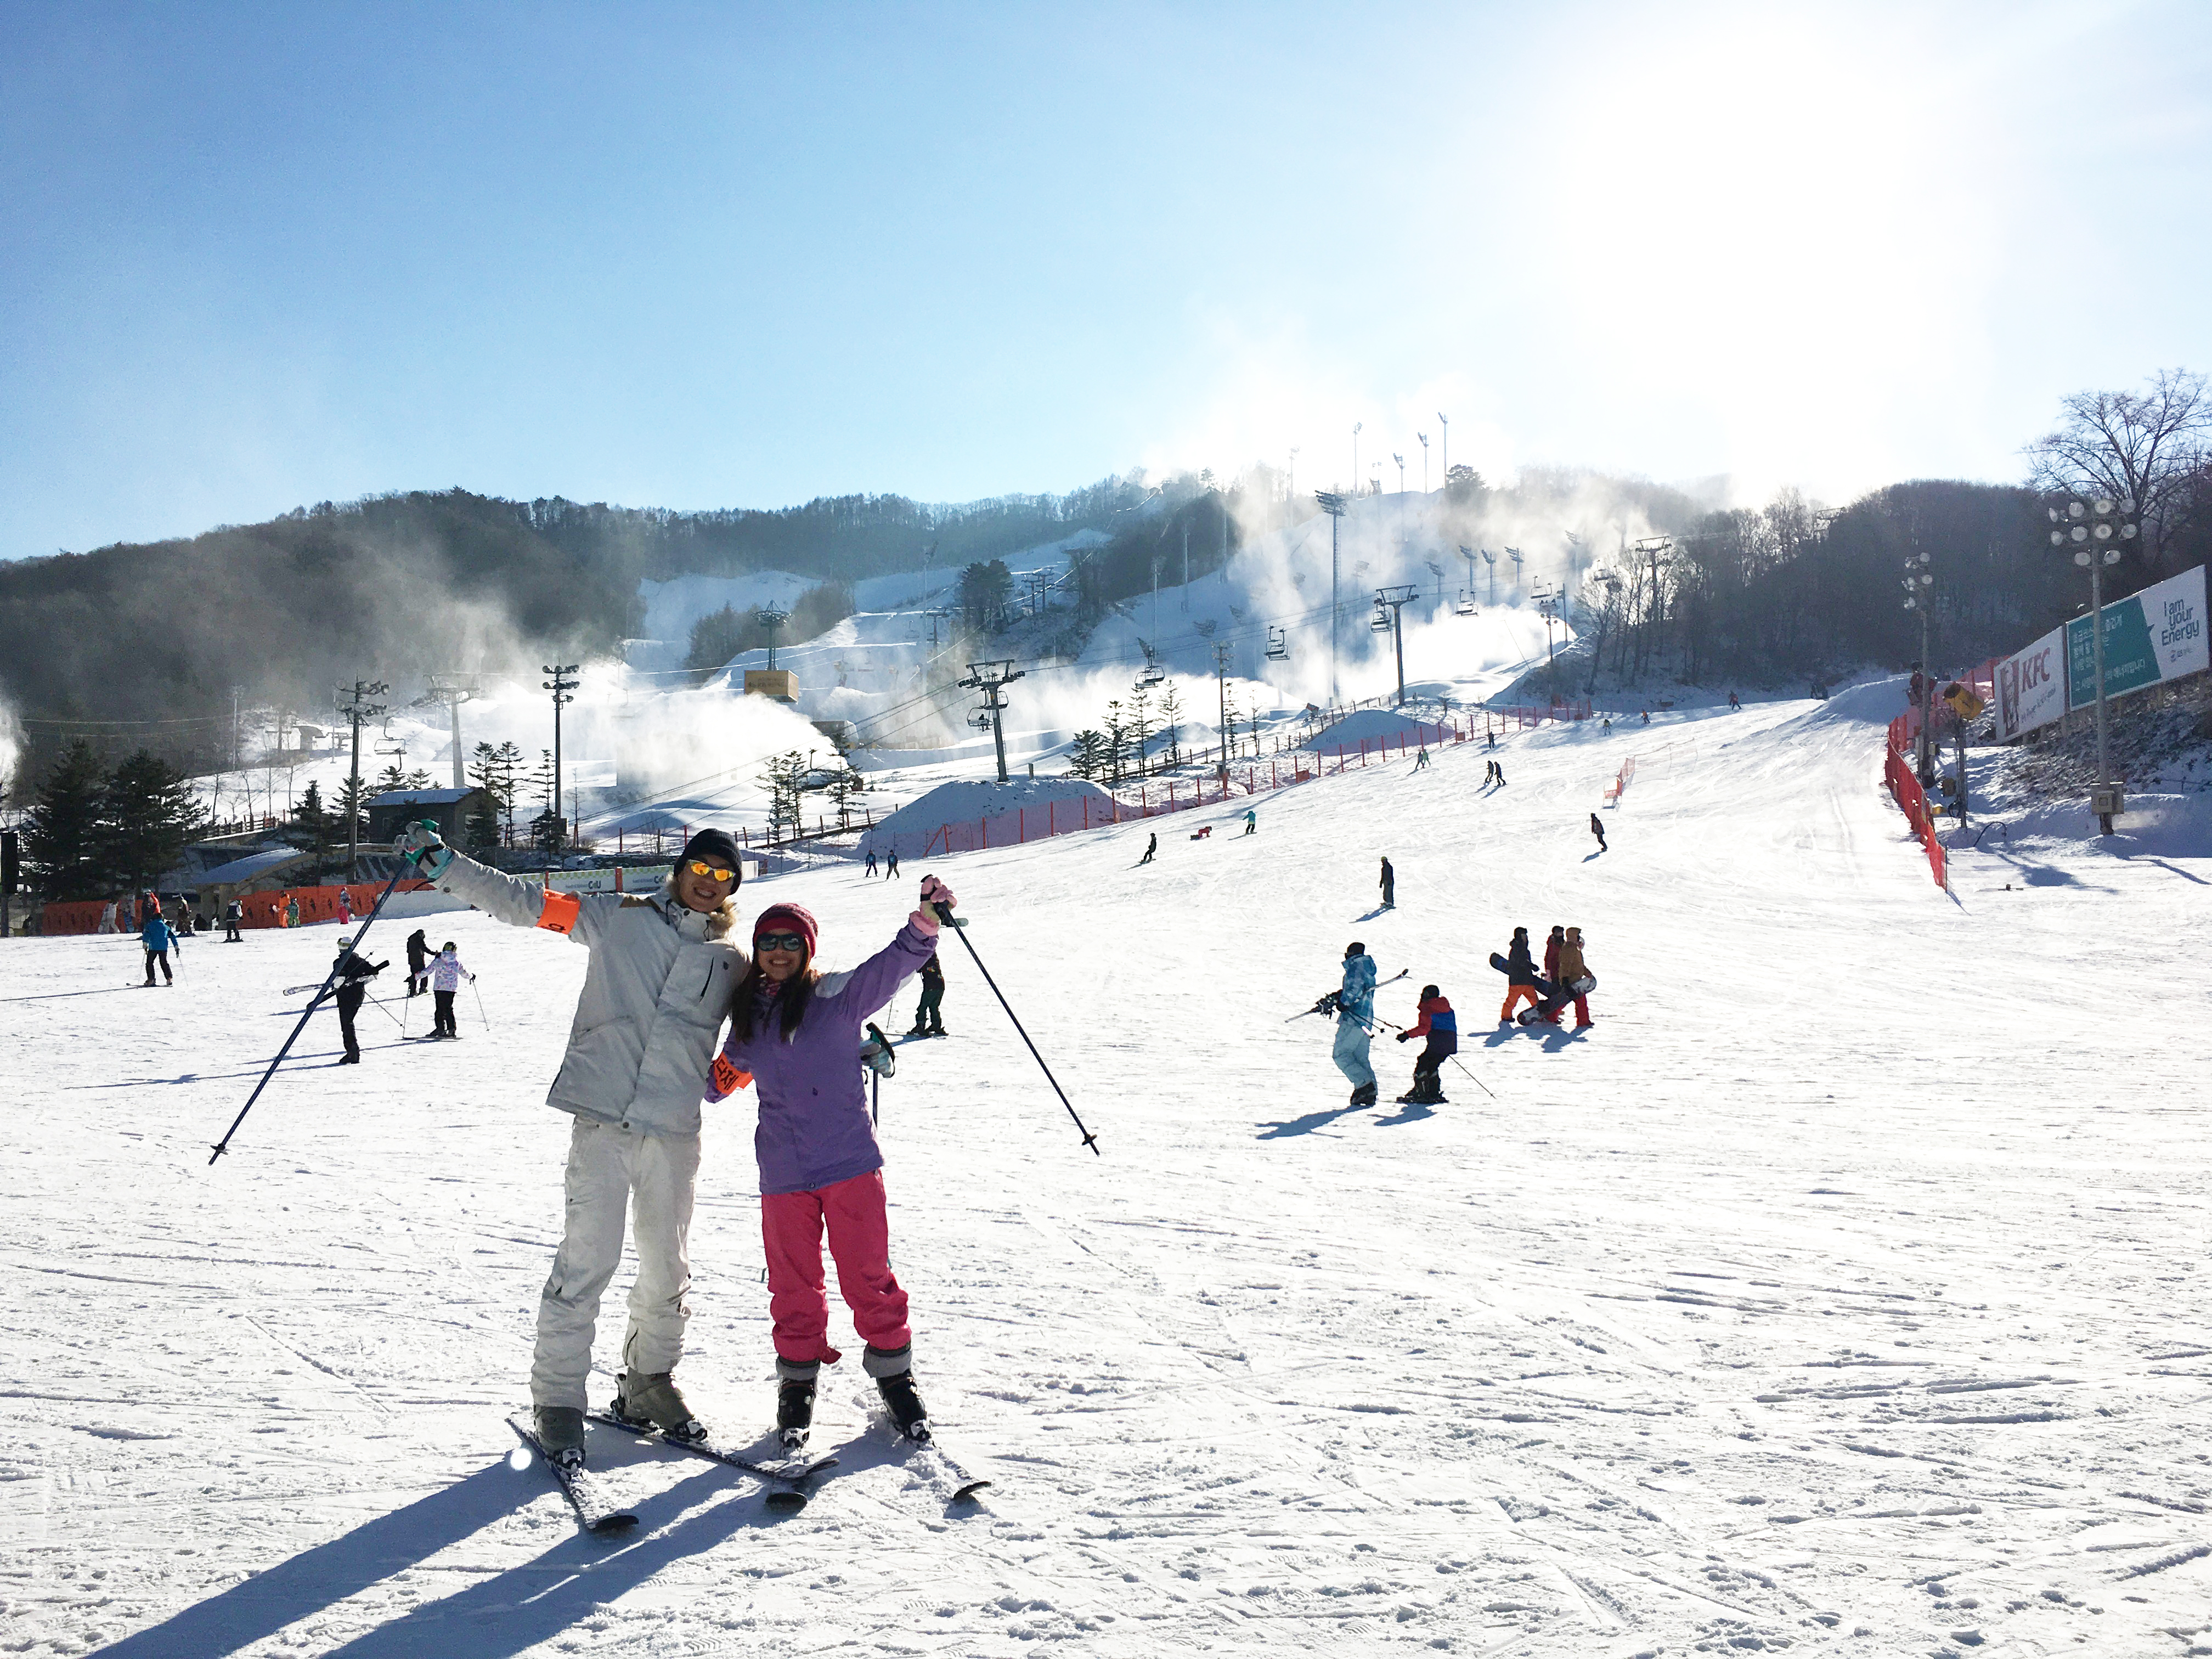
[1498,926,1542,1023]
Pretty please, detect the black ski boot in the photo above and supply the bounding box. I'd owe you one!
[533,1404,586,1468]
[776,1378,816,1451]
[867,1345,930,1442]
[1351,1081,1379,1108]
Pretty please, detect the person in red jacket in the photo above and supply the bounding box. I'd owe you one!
[1393,985,1457,1104]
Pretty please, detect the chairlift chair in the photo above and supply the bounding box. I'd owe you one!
[1455,590,1476,616]
[1265,626,1289,662]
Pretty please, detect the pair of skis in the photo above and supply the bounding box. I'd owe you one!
[508,1409,989,1534]
[507,1410,838,1532]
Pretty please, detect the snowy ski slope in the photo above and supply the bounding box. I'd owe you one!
[4,680,2210,1657]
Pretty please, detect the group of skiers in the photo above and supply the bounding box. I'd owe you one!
[861,847,902,879]
[383,817,949,1472]
[1497,923,1596,1030]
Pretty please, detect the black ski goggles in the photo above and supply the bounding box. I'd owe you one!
[754,932,808,953]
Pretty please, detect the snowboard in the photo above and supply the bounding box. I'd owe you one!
[1517,973,1597,1026]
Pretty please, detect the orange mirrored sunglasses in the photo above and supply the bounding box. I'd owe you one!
[685,859,736,883]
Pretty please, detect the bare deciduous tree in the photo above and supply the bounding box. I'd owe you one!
[2024,368,2209,573]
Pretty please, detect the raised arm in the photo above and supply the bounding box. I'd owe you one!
[394,821,607,946]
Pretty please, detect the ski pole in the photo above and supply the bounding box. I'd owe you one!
[929,893,1099,1156]
[208,862,409,1165]
[472,978,489,1032]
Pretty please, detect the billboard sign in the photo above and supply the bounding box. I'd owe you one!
[2066,565,2208,711]
[1994,626,2067,740]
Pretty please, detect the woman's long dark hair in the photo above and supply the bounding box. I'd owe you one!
[731,955,819,1042]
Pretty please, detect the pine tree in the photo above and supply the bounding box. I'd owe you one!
[403,768,433,791]
[375,762,408,794]
[1128,682,1153,778]
[1067,731,1105,780]
[105,749,207,896]
[1104,701,1126,788]
[294,780,332,870]
[1159,682,1183,769]
[463,782,501,850]
[20,739,108,900]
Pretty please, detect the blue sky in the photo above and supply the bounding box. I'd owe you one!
[3,0,2209,562]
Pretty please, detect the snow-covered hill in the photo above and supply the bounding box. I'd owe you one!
[8,678,2210,1656]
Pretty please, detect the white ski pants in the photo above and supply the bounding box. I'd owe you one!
[531,1117,701,1410]
[1332,1016,1375,1088]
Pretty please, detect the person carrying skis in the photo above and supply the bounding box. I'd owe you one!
[1589,811,1607,853]
[393,819,748,1466]
[429,941,475,1038]
[1332,941,1379,1107]
[328,935,386,1062]
[1139,832,1156,865]
[405,928,431,996]
[704,880,953,1447]
[1379,855,1395,909]
[1498,927,1542,1024]
[1393,984,1457,1103]
[140,909,176,985]
[1559,926,1595,1029]
[906,946,946,1037]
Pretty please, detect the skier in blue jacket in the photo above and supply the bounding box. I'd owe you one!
[139,913,175,985]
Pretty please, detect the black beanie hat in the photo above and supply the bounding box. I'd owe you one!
[678,828,744,881]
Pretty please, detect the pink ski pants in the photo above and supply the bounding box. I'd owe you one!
[760,1170,910,1364]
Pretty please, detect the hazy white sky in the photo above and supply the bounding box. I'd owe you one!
[3,0,2208,561]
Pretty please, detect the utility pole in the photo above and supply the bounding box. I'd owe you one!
[1418,432,1429,494]
[1534,586,1561,700]
[1316,492,1348,706]
[1213,641,1234,779]
[336,679,388,879]
[1436,412,1448,495]
[230,684,245,776]
[427,674,481,788]
[1901,552,1934,783]
[958,661,1024,783]
[541,663,578,851]
[1351,424,1361,506]
[1374,586,1417,705]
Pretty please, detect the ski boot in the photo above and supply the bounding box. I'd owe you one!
[1350,1081,1379,1108]
[867,1345,930,1443]
[533,1404,586,1468]
[776,1376,816,1451]
[612,1369,706,1442]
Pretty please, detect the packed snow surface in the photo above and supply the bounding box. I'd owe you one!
[7,680,2211,1657]
[862,775,1115,843]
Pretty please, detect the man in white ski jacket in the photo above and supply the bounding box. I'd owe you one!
[395,820,748,1463]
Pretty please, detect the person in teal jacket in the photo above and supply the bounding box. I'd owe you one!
[139,913,174,985]
[1334,942,1378,1106]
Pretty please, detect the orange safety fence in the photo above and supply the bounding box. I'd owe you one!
[1882,721,1948,889]
[39,879,434,936]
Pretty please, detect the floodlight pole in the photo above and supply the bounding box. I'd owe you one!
[1436,413,1447,492]
[1315,492,1348,707]
[1418,432,1429,495]
[757,607,789,670]
[2049,494,2138,833]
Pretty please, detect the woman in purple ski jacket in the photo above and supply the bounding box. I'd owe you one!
[705,877,953,1447]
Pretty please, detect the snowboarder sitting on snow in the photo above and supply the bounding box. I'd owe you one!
[704,880,953,1447]
[1498,927,1543,1024]
[139,910,176,985]
[395,819,748,1468]
[1394,985,1457,1103]
[1191,825,1212,839]
[428,941,475,1039]
[1333,941,1380,1107]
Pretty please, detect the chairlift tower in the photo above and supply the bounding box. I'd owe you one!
[426,673,482,788]
[1374,586,1418,706]
[335,679,388,879]
[1480,548,1497,605]
[958,660,1024,783]
[541,663,579,853]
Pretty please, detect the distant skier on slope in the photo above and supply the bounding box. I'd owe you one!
[329,935,386,1062]
[396,819,748,1468]
[1139,832,1157,864]
[1589,812,1607,853]
[906,946,946,1037]
[405,928,431,996]
[428,941,474,1039]
[1379,856,1395,909]
[1331,941,1380,1107]
[1393,984,1456,1104]
[223,899,244,942]
[1412,747,1430,771]
[865,849,878,878]
[139,909,176,985]
[1243,809,1256,834]
[704,881,955,1448]
[884,849,900,880]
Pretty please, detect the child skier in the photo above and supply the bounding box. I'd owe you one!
[139,909,175,985]
[429,941,475,1039]
[1393,985,1457,1103]
[906,947,947,1037]
[705,879,953,1447]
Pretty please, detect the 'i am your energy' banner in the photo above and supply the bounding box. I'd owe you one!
[1996,564,2205,740]
[2065,564,2207,710]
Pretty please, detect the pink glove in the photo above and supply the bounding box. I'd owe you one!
[910,876,956,934]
